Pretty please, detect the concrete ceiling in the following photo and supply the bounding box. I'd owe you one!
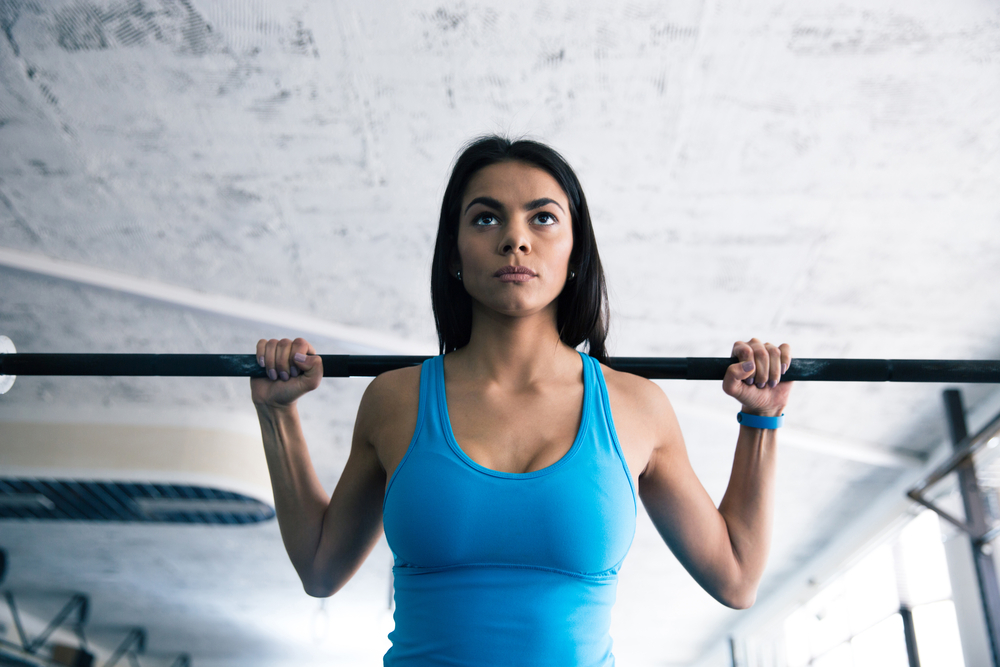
[1,0,998,665]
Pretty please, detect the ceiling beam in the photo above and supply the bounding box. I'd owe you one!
[670,399,925,468]
[0,246,433,355]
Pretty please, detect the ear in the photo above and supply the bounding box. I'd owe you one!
[449,244,462,277]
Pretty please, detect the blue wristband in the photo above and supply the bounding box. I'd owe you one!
[737,411,784,429]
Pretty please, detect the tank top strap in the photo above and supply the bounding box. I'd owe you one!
[422,355,444,425]
[424,354,457,453]
[382,356,442,507]
[582,352,638,514]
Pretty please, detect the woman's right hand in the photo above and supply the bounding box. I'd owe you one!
[251,338,323,408]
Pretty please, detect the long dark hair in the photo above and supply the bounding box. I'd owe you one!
[430,135,609,361]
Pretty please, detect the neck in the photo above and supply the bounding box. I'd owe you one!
[454,302,576,385]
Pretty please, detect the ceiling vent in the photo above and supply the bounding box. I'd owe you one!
[0,478,274,525]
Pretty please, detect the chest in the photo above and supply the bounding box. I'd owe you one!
[445,384,584,475]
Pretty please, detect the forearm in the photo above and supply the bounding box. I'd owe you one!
[255,402,332,581]
[716,424,778,605]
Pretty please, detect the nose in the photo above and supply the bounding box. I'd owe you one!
[499,218,531,255]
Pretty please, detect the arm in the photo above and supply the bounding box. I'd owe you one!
[253,338,386,597]
[636,338,791,609]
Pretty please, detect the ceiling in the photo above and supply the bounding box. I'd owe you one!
[0,0,999,665]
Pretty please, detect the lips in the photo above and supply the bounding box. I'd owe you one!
[494,265,537,283]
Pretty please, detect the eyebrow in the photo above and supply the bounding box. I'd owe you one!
[463,196,566,214]
[524,197,565,213]
[464,196,504,214]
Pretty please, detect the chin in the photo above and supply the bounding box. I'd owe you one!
[498,299,557,318]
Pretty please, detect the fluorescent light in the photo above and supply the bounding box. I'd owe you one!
[134,498,269,515]
[0,494,56,510]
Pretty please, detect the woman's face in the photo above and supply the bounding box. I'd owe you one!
[454,160,574,320]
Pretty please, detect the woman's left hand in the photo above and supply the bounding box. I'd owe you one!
[722,338,792,417]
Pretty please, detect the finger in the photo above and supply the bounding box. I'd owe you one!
[731,340,756,385]
[289,338,314,378]
[750,338,769,388]
[766,343,781,388]
[255,339,267,368]
[779,343,791,376]
[275,339,292,381]
[291,338,312,375]
[723,341,753,393]
[264,339,278,381]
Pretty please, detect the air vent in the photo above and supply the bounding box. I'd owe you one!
[0,478,274,525]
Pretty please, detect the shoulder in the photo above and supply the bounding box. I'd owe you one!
[366,363,422,399]
[598,363,684,475]
[599,363,673,415]
[356,364,422,430]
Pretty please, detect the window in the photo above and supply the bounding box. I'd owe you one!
[765,510,965,667]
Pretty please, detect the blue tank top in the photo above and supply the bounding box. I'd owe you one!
[382,352,637,666]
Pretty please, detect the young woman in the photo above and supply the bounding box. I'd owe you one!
[251,136,792,666]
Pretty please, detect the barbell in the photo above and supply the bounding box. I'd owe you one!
[2,337,998,395]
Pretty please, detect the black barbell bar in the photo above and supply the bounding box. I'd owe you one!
[2,350,999,383]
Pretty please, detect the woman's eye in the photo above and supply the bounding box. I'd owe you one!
[535,212,557,225]
[473,213,499,226]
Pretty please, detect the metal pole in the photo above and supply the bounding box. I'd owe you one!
[104,628,145,667]
[4,591,30,652]
[899,606,921,667]
[944,389,1000,667]
[2,353,1000,382]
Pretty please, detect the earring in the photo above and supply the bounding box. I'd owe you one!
[456,270,462,281]
[568,270,576,280]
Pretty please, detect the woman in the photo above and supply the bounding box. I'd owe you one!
[251,136,792,666]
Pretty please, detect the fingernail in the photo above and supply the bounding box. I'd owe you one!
[743,377,754,385]
[290,367,299,378]
[742,361,754,372]
[768,379,777,388]
[279,371,289,381]
[757,382,766,389]
[294,353,307,363]
[258,355,265,367]
[781,363,788,374]
[267,369,277,381]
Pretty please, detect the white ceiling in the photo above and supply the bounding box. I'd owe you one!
[1,0,999,665]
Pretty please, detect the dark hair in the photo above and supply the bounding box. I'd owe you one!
[430,135,609,361]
